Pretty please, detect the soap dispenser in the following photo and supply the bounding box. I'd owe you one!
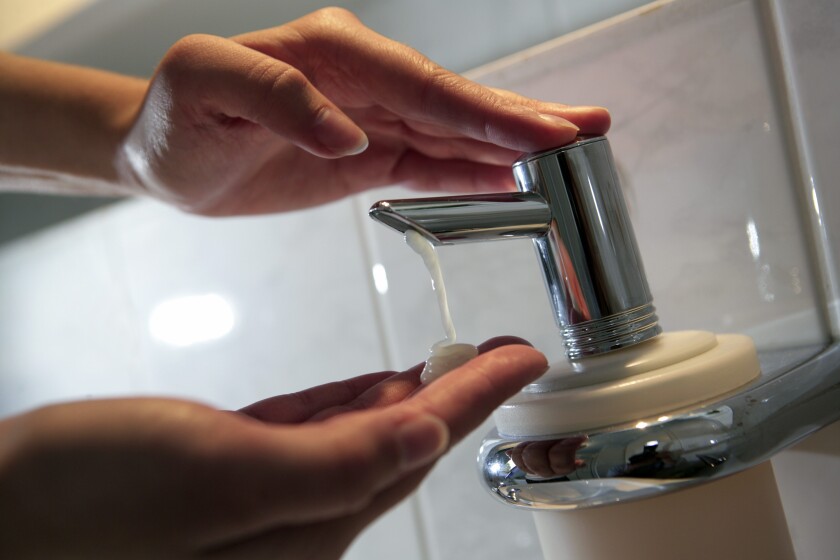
[370,136,796,560]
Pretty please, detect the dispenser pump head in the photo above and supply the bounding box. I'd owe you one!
[370,136,661,359]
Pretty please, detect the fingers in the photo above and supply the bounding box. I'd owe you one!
[309,336,533,420]
[371,66,582,153]
[476,335,534,352]
[488,88,612,135]
[341,42,581,152]
[283,344,546,517]
[356,114,522,166]
[403,344,548,443]
[234,341,545,524]
[157,34,367,158]
[242,337,535,425]
[391,150,516,193]
[548,105,612,135]
[238,370,396,423]
[237,10,598,153]
[238,409,447,524]
[306,365,423,421]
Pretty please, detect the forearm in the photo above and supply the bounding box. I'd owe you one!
[0,52,147,196]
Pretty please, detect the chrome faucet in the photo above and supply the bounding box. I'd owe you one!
[369,135,662,359]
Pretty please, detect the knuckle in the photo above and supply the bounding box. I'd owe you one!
[292,7,362,59]
[418,64,455,110]
[269,65,310,97]
[309,6,360,27]
[157,34,219,92]
[247,62,315,124]
[161,34,212,70]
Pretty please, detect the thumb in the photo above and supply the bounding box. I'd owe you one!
[243,410,447,524]
[159,34,368,158]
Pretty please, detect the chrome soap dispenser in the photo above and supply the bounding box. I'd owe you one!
[367,135,811,560]
[367,135,825,559]
[370,135,663,359]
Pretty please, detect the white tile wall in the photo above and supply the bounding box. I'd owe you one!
[104,199,389,408]
[1,0,838,559]
[0,212,138,414]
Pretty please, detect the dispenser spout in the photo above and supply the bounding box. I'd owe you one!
[369,192,551,245]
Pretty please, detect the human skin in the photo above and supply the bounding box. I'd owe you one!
[0,8,609,214]
[0,7,611,558]
[0,338,547,559]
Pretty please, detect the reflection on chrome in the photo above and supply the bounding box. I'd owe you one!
[478,343,840,510]
[148,293,235,347]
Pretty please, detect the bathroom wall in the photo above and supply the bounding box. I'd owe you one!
[1,1,838,559]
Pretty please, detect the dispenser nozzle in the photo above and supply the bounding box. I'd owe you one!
[369,192,551,245]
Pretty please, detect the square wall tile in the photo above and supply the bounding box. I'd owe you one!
[103,197,389,410]
[0,211,139,416]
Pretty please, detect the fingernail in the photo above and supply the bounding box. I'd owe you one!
[314,108,369,157]
[396,414,450,471]
[538,113,579,131]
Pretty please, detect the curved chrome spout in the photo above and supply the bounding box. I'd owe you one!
[368,192,551,245]
[369,137,662,359]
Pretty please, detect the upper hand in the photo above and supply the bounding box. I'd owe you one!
[0,338,546,559]
[118,7,610,216]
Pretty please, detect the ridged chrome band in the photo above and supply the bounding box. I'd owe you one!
[562,303,662,359]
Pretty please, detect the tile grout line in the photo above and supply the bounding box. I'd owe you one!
[349,195,397,371]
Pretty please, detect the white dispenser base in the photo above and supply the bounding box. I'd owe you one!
[533,461,794,560]
[494,331,760,437]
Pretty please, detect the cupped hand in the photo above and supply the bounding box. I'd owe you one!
[0,337,547,559]
[118,7,610,216]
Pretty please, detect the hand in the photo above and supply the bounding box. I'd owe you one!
[0,338,547,559]
[119,7,610,215]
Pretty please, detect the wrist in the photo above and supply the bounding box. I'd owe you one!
[0,53,148,196]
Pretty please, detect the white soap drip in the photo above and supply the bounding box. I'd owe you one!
[405,229,478,384]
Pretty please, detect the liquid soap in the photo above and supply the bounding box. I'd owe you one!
[405,229,478,384]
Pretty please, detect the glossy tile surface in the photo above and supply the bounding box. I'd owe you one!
[773,0,840,334]
[0,211,138,415]
[105,198,387,409]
